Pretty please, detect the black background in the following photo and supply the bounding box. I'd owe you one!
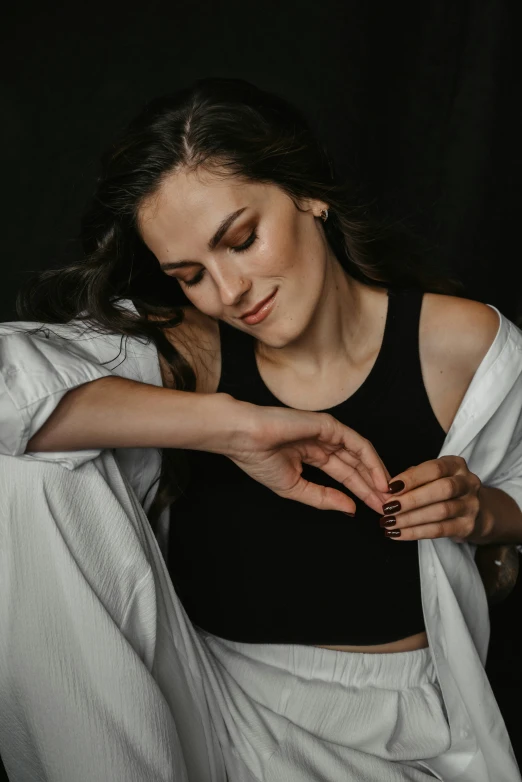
[1,0,521,776]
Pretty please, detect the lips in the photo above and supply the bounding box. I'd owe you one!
[240,289,278,325]
[240,291,275,318]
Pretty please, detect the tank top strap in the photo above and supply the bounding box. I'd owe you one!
[362,286,426,407]
[383,287,425,363]
[314,286,426,414]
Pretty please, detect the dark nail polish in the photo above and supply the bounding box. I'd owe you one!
[384,529,401,538]
[343,512,355,517]
[379,516,396,528]
[383,500,401,514]
[388,480,405,494]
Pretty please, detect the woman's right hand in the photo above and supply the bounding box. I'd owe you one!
[220,397,391,516]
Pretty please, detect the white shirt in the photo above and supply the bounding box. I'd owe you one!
[1,301,522,781]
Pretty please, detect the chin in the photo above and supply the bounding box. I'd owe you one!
[258,319,305,349]
[257,334,289,349]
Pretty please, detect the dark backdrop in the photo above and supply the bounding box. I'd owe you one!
[1,0,521,776]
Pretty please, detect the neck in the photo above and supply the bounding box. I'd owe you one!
[257,260,387,376]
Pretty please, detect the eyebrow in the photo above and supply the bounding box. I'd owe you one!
[159,207,248,271]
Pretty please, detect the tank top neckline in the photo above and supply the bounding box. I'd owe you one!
[217,286,415,415]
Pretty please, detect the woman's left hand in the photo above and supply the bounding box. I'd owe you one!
[379,455,484,542]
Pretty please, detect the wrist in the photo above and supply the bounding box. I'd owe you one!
[471,487,496,543]
[184,392,256,455]
[471,485,522,545]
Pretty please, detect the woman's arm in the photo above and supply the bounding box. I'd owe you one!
[473,485,522,544]
[26,374,391,514]
[26,376,242,453]
[1,314,390,513]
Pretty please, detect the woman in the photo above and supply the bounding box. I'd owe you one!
[1,77,521,781]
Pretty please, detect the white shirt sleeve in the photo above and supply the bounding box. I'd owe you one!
[0,302,162,468]
[478,378,522,513]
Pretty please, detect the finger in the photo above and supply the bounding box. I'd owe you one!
[336,449,392,496]
[326,427,391,494]
[382,474,469,517]
[349,439,391,495]
[354,461,392,504]
[381,498,467,531]
[383,517,471,541]
[382,475,469,514]
[319,453,388,514]
[278,474,357,514]
[386,456,468,496]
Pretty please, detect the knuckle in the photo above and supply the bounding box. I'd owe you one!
[443,476,457,498]
[409,493,420,510]
[317,485,329,509]
[462,518,475,537]
[456,502,466,520]
[460,474,471,494]
[321,414,338,439]
[456,499,468,518]
[436,503,449,521]
[441,500,452,519]
[435,522,446,539]
[436,459,447,479]
[321,412,335,428]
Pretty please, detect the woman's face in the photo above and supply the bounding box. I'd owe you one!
[138,166,332,348]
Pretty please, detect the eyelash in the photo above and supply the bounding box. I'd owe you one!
[182,230,258,288]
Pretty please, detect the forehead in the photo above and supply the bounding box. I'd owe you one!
[138,167,276,231]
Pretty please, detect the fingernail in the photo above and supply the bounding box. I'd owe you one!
[383,501,401,514]
[384,529,401,538]
[343,512,355,517]
[388,480,405,494]
[379,516,396,527]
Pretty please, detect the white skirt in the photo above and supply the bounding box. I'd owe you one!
[0,450,450,781]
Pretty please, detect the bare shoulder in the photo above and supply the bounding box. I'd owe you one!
[419,293,500,432]
[420,293,500,373]
[151,307,221,392]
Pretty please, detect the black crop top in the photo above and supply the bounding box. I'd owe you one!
[167,287,447,645]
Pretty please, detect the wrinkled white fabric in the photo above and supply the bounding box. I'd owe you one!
[197,629,451,781]
[1,301,522,780]
[0,449,449,782]
[0,450,227,782]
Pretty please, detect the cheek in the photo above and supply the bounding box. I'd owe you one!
[186,291,220,317]
[258,225,301,277]
[279,232,322,282]
[285,214,322,272]
[174,280,215,315]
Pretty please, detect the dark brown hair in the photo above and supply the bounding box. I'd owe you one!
[16,76,461,531]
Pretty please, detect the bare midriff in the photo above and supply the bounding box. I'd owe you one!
[315,630,429,654]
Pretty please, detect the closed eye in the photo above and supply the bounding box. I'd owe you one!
[232,229,257,254]
[182,230,258,288]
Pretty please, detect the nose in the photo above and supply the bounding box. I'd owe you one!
[215,269,251,307]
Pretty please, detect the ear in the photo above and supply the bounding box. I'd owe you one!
[294,196,329,217]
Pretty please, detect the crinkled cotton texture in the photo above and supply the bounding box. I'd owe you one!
[198,629,451,780]
[0,448,447,781]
